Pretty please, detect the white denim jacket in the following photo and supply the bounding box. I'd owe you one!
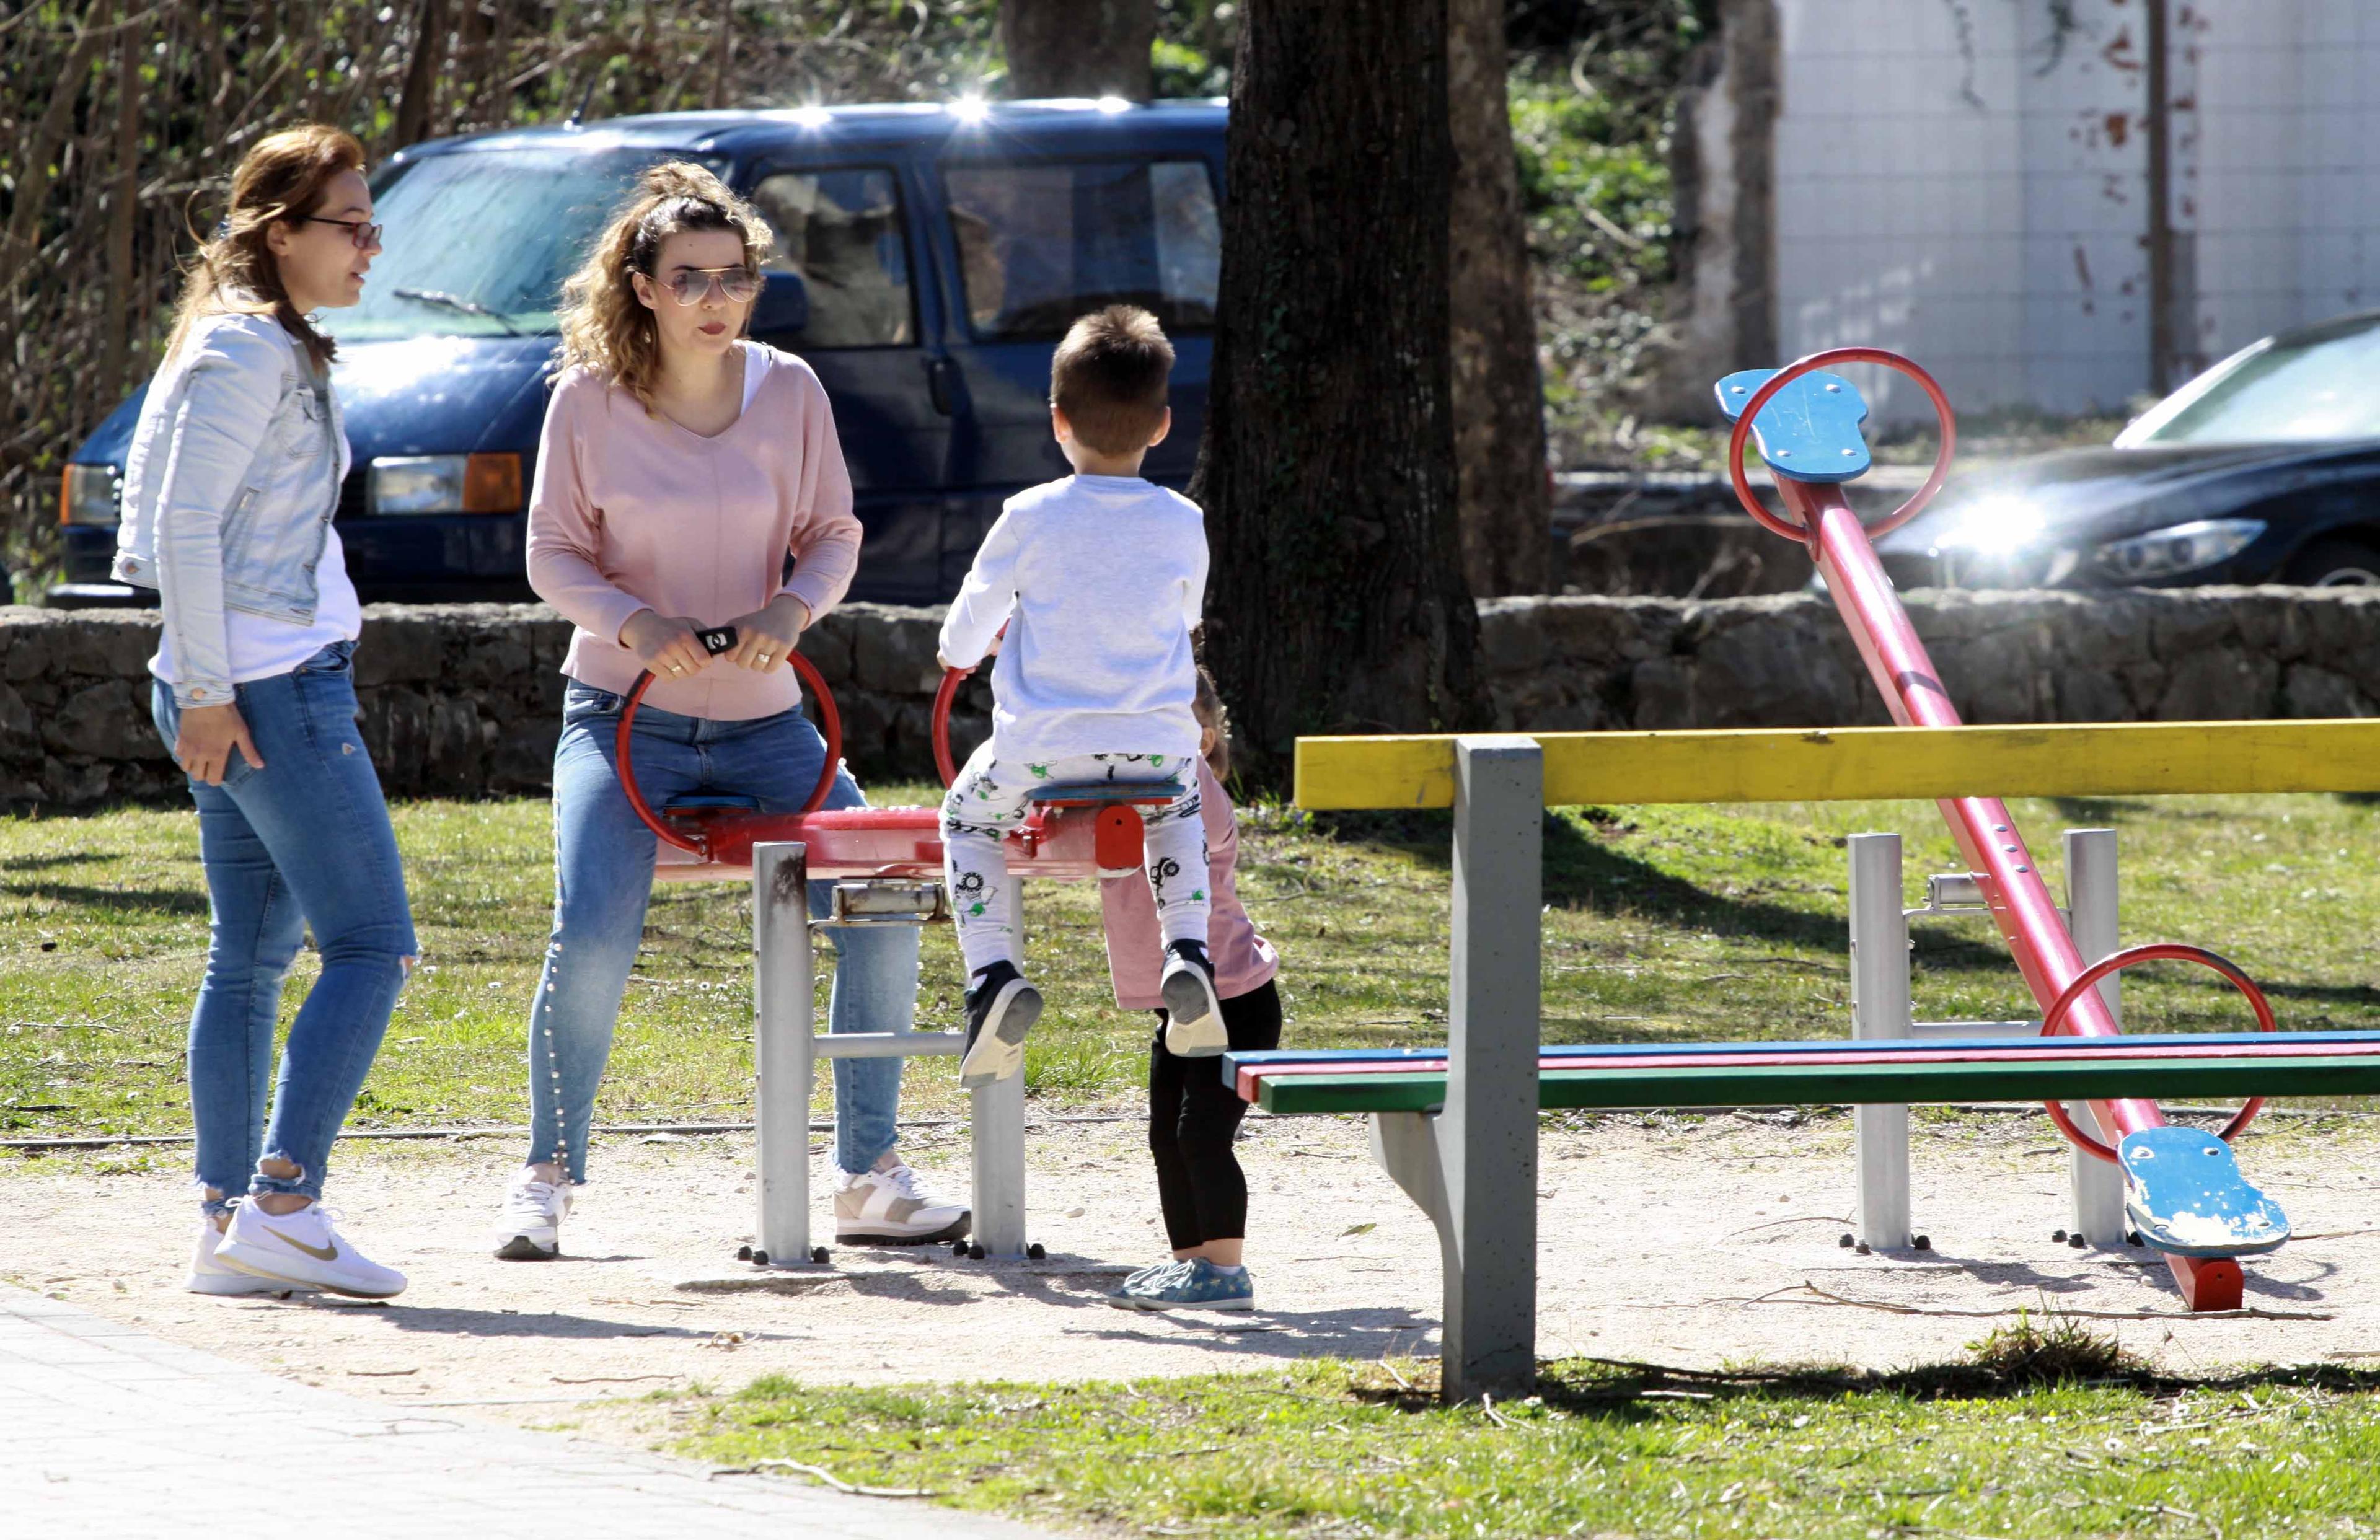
[113,310,349,708]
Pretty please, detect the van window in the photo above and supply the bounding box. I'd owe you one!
[747,169,915,348]
[943,159,1220,341]
[333,148,705,341]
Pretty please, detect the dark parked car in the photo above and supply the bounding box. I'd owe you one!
[52,98,1225,607]
[1875,309,2380,591]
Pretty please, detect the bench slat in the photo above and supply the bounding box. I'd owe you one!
[1228,1029,2380,1071]
[1250,1053,2380,1114]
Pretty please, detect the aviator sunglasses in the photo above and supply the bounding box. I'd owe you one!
[303,215,383,248]
[653,265,761,305]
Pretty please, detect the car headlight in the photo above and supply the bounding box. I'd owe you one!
[58,463,121,526]
[364,452,522,516]
[1930,495,2047,554]
[2093,517,2264,581]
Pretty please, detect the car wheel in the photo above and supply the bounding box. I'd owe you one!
[2281,538,2380,587]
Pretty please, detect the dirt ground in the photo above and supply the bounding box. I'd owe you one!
[5,1108,2378,1437]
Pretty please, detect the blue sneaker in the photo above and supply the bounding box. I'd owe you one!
[1110,1257,1255,1312]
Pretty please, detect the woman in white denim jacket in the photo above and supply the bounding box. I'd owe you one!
[115,125,417,1301]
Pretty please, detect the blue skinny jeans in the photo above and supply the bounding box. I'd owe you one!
[527,680,920,1182]
[151,642,418,1213]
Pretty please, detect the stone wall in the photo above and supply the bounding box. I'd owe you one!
[7,586,2379,807]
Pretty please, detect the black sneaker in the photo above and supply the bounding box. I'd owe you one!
[959,961,1042,1089]
[1160,941,1225,1057]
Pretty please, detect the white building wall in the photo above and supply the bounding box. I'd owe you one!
[1770,0,2380,424]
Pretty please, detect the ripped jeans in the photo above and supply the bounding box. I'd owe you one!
[152,642,418,1213]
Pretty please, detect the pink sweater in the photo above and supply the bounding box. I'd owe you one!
[1101,760,1280,1010]
[526,345,860,720]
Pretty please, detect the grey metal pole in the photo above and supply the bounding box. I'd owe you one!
[1439,734,1541,1402]
[1848,833,1912,1249]
[971,1071,1029,1257]
[2064,827,2127,1247]
[752,842,816,1264]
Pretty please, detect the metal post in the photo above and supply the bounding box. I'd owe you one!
[1439,734,1541,1401]
[970,1072,1029,1257]
[2064,828,2127,1247]
[1849,833,1912,1249]
[752,842,816,1265]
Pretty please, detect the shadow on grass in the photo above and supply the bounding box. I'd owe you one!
[2,881,208,916]
[0,851,117,873]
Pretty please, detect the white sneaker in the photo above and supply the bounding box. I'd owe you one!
[834,1163,971,1244]
[1161,945,1227,1057]
[214,1200,407,1300]
[495,1173,573,1261]
[187,1209,320,1298]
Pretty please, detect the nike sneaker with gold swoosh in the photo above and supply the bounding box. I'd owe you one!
[214,1199,407,1299]
[187,1210,319,1298]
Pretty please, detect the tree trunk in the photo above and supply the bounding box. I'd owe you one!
[1189,0,1483,780]
[1447,0,1550,597]
[99,0,142,408]
[392,0,446,147]
[1000,0,1155,100]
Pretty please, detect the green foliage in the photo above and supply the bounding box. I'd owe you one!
[1967,1309,2151,1386]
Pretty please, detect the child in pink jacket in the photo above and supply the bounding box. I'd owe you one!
[1100,669,1279,1312]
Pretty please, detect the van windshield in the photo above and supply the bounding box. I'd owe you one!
[332,147,704,341]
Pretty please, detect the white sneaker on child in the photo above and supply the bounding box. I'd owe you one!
[187,1208,319,1298]
[215,1199,407,1300]
[1161,941,1227,1057]
[494,1173,573,1261]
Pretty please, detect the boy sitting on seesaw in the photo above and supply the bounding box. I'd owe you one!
[936,304,1222,1088]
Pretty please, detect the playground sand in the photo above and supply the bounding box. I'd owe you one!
[4,1109,2378,1435]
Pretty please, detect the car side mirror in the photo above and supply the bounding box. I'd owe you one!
[750,270,809,338]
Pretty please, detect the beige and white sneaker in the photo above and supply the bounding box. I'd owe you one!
[833,1163,971,1245]
[215,1199,407,1300]
[494,1173,572,1261]
[187,1208,319,1298]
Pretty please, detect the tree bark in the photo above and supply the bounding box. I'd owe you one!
[1189,0,1483,780]
[392,0,446,146]
[100,0,143,408]
[1000,0,1155,100]
[1447,0,1550,597]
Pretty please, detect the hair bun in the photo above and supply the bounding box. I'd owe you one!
[638,161,729,202]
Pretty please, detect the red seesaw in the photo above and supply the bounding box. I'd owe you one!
[1717,348,2290,1310]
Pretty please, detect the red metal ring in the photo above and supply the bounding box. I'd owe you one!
[614,649,845,860]
[1726,346,1959,544]
[2037,942,2277,1164]
[932,664,973,788]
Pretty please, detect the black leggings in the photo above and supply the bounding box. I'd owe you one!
[1148,979,1282,1251]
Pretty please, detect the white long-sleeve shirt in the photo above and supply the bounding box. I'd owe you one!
[938,473,1207,763]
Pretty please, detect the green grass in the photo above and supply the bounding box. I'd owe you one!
[679,1350,2380,1539]
[6,788,2380,1139]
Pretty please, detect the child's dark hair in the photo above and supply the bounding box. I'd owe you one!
[1050,304,1173,457]
[1193,665,1230,780]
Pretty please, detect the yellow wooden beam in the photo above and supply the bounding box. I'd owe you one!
[1294,719,2380,810]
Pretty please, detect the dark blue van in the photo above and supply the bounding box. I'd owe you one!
[52,99,1225,607]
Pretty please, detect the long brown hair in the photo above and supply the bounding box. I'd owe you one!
[165,124,364,372]
[555,161,774,411]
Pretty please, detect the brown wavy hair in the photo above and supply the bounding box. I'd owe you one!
[164,123,364,372]
[555,161,775,411]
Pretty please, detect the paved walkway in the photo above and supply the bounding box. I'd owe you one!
[0,1282,1047,1539]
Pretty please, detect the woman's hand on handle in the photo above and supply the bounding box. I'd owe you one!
[175,703,264,787]
[619,609,712,680]
[721,593,810,673]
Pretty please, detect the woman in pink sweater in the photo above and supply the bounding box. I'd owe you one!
[1100,669,1280,1311]
[493,162,966,1261]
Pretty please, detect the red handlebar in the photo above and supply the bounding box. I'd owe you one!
[932,664,969,787]
[1726,346,1958,546]
[615,649,843,858]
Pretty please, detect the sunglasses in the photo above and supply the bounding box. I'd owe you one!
[655,265,760,306]
[303,214,383,249]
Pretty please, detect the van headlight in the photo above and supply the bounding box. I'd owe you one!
[2094,517,2264,581]
[59,464,121,526]
[364,452,522,515]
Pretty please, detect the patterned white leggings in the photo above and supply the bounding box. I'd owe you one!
[940,745,1209,974]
